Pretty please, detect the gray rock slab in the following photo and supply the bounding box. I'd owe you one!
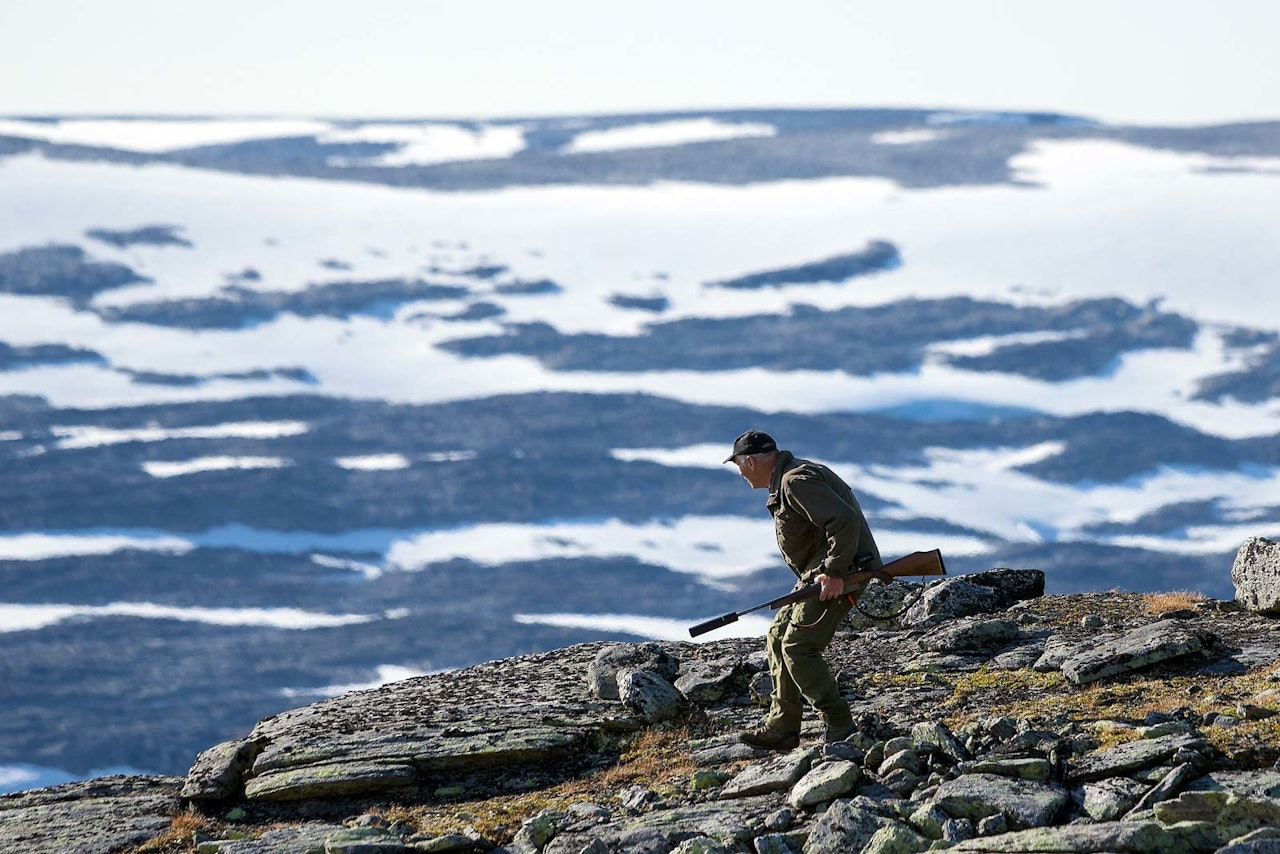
[1216,827,1280,854]
[177,644,639,806]
[201,822,347,853]
[1030,634,1076,672]
[1060,620,1211,686]
[803,798,884,854]
[911,720,971,762]
[932,773,1069,830]
[918,618,1020,652]
[988,640,1046,670]
[788,760,861,807]
[244,761,418,802]
[956,758,1052,782]
[720,748,819,800]
[1079,776,1147,821]
[1065,732,1205,784]
[249,725,590,777]
[1128,761,1199,814]
[0,775,181,854]
[1153,790,1280,843]
[1184,769,1280,798]
[947,820,1195,853]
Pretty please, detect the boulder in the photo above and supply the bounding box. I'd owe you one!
[788,760,861,807]
[931,773,1069,830]
[901,580,1000,627]
[1232,536,1280,616]
[181,737,265,801]
[618,668,685,723]
[911,720,972,762]
[902,569,1043,627]
[970,568,1046,605]
[674,661,737,703]
[862,820,933,854]
[918,617,1021,652]
[803,798,884,854]
[1079,776,1148,821]
[1030,634,1076,672]
[587,643,680,700]
[720,748,818,800]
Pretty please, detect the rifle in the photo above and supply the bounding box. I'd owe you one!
[687,549,946,638]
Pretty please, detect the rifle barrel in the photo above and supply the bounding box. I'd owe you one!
[688,612,740,638]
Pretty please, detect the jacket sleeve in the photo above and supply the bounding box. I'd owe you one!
[783,472,865,578]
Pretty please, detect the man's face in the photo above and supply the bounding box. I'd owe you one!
[733,454,772,489]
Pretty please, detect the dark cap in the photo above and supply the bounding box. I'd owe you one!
[724,430,777,463]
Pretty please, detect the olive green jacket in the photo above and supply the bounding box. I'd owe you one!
[766,450,882,583]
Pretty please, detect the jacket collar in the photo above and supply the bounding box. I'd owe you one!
[766,450,795,510]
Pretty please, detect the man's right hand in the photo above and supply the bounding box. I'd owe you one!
[816,573,845,601]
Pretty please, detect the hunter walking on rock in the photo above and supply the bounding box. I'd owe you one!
[726,430,882,750]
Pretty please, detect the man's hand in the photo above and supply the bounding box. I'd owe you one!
[816,573,845,601]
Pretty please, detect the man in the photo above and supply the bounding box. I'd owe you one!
[726,429,882,750]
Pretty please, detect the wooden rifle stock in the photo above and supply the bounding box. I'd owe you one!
[687,549,946,638]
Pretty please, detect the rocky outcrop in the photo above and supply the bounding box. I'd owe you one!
[8,577,1280,854]
[0,777,181,854]
[182,643,631,806]
[1232,537,1280,616]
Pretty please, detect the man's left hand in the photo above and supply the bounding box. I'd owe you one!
[816,573,845,601]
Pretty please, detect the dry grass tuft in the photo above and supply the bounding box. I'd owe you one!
[132,809,217,853]
[1141,590,1206,614]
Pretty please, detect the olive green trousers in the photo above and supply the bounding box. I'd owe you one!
[763,594,854,734]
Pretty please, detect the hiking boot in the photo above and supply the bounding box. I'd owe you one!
[823,721,856,744]
[738,726,800,751]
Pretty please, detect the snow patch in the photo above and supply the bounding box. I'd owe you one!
[322,123,527,165]
[142,456,290,478]
[335,454,411,471]
[0,601,384,632]
[53,420,309,449]
[566,118,775,153]
[0,118,332,152]
[0,532,194,560]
